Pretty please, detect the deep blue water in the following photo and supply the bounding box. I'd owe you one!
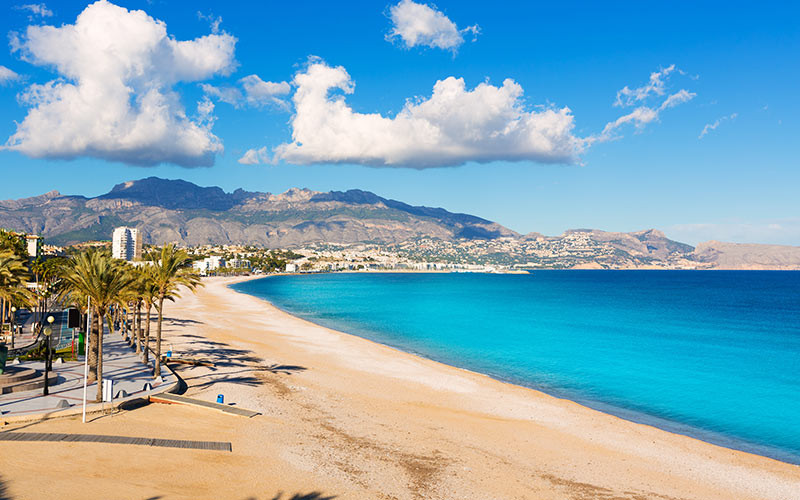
[231,271,800,463]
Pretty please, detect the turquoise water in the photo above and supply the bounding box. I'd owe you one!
[231,271,800,463]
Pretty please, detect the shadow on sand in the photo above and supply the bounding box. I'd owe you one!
[263,493,336,500]
[160,330,308,394]
[0,474,10,500]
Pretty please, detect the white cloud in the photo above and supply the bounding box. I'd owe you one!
[0,66,21,85]
[699,113,737,139]
[240,75,290,108]
[238,147,270,165]
[200,83,243,106]
[595,68,695,141]
[4,0,236,167]
[202,75,290,110]
[15,3,53,19]
[240,62,693,168]
[263,59,582,168]
[386,0,479,52]
[197,11,222,34]
[614,65,675,107]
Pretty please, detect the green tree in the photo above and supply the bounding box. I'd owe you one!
[147,244,202,377]
[58,250,134,401]
[0,250,33,334]
[0,229,27,259]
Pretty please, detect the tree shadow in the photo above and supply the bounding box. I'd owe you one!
[264,364,306,375]
[189,375,265,391]
[0,473,10,500]
[263,493,336,500]
[161,317,205,326]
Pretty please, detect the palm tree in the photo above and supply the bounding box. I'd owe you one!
[134,266,159,364]
[0,250,32,334]
[124,265,149,354]
[58,250,134,401]
[147,244,202,377]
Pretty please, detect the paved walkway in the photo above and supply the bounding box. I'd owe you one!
[0,332,177,421]
[0,432,231,451]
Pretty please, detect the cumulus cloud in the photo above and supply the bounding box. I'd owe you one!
[0,66,21,85]
[240,75,290,107]
[239,61,693,168]
[15,3,53,20]
[4,0,236,167]
[202,74,290,109]
[238,146,270,165]
[262,59,582,168]
[386,0,479,52]
[699,113,737,139]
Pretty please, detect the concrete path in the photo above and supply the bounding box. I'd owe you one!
[0,432,231,451]
[0,332,177,422]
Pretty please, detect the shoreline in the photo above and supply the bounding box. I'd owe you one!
[229,274,799,466]
[3,274,798,499]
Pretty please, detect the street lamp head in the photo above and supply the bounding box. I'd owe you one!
[43,326,52,337]
[10,306,16,312]
[47,315,55,324]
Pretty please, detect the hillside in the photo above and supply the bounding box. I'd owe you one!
[693,241,800,270]
[0,177,516,247]
[1,177,797,270]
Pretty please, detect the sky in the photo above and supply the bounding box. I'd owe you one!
[0,0,797,245]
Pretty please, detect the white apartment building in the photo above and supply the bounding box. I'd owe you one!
[193,256,226,274]
[25,234,42,258]
[226,258,251,269]
[111,227,142,261]
[285,263,297,273]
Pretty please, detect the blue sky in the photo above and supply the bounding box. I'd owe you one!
[0,1,797,245]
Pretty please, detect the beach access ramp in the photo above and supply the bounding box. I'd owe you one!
[150,393,260,418]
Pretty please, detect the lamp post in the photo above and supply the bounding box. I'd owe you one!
[9,306,15,349]
[42,315,54,396]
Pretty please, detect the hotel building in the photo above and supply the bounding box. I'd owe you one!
[112,226,143,261]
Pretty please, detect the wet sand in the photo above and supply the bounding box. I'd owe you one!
[2,275,799,499]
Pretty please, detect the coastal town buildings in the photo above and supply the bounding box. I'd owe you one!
[111,226,142,261]
[193,255,226,274]
[226,258,251,269]
[25,234,42,259]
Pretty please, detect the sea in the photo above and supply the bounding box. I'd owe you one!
[231,270,800,464]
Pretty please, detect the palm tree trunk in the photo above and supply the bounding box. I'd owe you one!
[107,311,115,338]
[87,309,99,383]
[127,306,133,345]
[96,311,105,402]
[134,302,141,354]
[154,296,164,377]
[143,305,151,364]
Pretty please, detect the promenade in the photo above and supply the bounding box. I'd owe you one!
[0,332,177,421]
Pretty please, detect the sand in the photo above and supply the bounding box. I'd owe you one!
[1,275,798,500]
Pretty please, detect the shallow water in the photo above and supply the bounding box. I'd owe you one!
[232,270,800,463]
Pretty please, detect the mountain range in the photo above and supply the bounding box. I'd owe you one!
[0,177,515,247]
[0,177,798,270]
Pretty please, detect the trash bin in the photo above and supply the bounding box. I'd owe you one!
[216,394,224,404]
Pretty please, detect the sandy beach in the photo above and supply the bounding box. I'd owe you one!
[2,275,799,500]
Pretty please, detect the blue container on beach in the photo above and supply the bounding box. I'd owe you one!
[216,394,224,404]
[166,350,172,358]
